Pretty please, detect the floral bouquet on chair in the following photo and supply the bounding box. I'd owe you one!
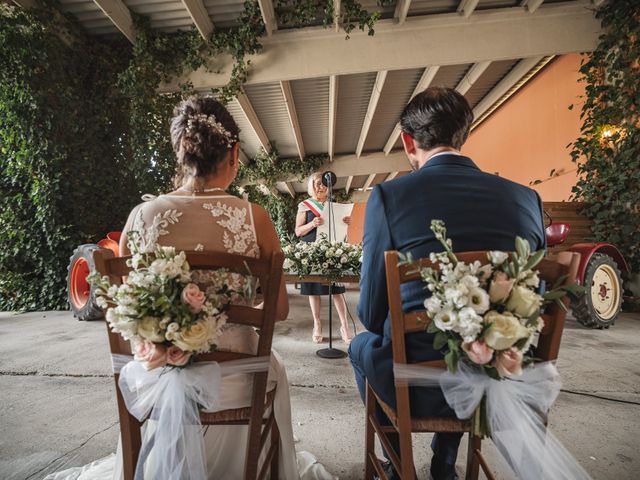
[89,232,235,370]
[395,220,591,479]
[282,234,362,280]
[405,220,578,379]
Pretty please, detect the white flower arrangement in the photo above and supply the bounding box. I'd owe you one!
[282,234,362,280]
[404,220,582,379]
[89,232,244,370]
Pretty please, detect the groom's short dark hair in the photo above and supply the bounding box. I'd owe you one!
[400,86,473,151]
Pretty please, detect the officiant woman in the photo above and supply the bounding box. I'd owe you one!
[295,172,354,345]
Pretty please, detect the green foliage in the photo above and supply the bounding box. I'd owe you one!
[275,0,384,37]
[231,147,327,238]
[0,3,139,310]
[570,0,640,274]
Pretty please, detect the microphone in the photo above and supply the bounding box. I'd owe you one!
[322,171,337,187]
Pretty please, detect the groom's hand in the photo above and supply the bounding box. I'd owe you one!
[342,216,351,225]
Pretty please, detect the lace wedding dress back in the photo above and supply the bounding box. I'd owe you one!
[125,192,261,355]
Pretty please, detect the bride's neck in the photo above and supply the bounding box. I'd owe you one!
[183,175,228,192]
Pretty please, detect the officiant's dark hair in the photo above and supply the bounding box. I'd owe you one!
[400,87,473,150]
[170,95,240,183]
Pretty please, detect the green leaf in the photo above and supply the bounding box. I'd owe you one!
[433,332,448,350]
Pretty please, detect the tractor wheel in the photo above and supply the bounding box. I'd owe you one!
[67,244,105,321]
[571,253,623,329]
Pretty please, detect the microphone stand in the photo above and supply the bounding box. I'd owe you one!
[316,174,347,359]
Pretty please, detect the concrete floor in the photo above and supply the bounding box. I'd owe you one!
[1,286,639,479]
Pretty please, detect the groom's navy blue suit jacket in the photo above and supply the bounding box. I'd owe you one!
[354,153,546,415]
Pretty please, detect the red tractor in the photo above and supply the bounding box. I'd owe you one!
[68,222,628,328]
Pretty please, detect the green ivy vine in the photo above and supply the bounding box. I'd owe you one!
[570,0,640,275]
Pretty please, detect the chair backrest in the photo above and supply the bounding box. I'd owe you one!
[384,249,575,373]
[92,248,284,480]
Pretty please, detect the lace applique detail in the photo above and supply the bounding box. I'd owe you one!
[203,202,259,257]
[132,209,182,252]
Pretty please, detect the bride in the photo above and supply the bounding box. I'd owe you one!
[46,95,333,480]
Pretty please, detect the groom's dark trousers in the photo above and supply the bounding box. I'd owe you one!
[349,154,546,470]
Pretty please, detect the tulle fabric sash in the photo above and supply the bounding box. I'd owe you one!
[393,361,591,480]
[115,355,270,480]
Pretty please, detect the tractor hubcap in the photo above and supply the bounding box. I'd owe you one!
[70,258,90,309]
[590,264,620,320]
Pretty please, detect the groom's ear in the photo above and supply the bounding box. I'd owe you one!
[401,131,417,155]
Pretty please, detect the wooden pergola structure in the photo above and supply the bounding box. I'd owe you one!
[12,0,603,199]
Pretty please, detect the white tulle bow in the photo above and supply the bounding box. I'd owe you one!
[393,361,591,480]
[118,356,270,480]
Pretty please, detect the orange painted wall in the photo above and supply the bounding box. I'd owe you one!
[461,54,585,201]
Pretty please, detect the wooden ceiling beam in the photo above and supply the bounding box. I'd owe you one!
[345,175,353,194]
[280,80,305,159]
[235,92,271,153]
[362,173,376,191]
[181,0,214,40]
[356,70,388,157]
[457,0,479,18]
[92,0,136,43]
[455,61,491,95]
[257,0,277,36]
[162,2,599,92]
[383,65,440,155]
[394,0,412,25]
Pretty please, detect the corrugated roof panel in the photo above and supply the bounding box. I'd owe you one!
[244,82,299,158]
[350,174,370,190]
[477,0,519,10]
[334,72,377,155]
[225,99,263,160]
[203,0,248,29]
[58,0,117,33]
[363,67,425,153]
[290,77,330,155]
[464,59,519,109]
[408,0,458,16]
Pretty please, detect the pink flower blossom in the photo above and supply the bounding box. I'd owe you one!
[166,345,191,366]
[181,283,206,313]
[462,340,494,365]
[494,348,524,377]
[134,339,167,370]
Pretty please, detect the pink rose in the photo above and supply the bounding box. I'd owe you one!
[462,340,494,365]
[166,345,191,366]
[181,283,206,313]
[488,271,516,303]
[134,339,167,370]
[493,348,524,377]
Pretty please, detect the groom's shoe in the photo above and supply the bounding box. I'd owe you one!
[373,460,400,480]
[429,460,459,480]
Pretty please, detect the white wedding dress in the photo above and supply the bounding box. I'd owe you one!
[45,192,334,480]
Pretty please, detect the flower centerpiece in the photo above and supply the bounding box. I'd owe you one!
[282,234,362,281]
[89,232,239,370]
[404,220,581,380]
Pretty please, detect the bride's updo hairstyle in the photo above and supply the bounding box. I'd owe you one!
[170,95,240,182]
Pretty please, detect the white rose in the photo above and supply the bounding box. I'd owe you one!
[137,316,165,343]
[483,311,529,350]
[489,251,509,265]
[424,296,442,315]
[489,271,516,303]
[506,286,543,318]
[173,320,211,352]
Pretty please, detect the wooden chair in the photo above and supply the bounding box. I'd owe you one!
[93,249,284,480]
[364,250,579,480]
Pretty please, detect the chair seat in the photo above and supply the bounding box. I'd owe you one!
[200,388,276,424]
[373,389,472,433]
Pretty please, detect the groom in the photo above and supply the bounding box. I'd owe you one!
[349,87,546,479]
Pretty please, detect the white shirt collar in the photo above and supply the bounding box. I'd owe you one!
[427,150,462,162]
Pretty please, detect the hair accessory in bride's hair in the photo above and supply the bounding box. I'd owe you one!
[186,113,238,148]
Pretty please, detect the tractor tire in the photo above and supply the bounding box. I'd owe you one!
[571,253,623,329]
[67,244,105,321]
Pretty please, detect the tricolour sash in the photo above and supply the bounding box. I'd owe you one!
[302,198,324,217]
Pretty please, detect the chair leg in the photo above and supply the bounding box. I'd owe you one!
[465,433,481,480]
[364,380,376,480]
[270,415,280,480]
